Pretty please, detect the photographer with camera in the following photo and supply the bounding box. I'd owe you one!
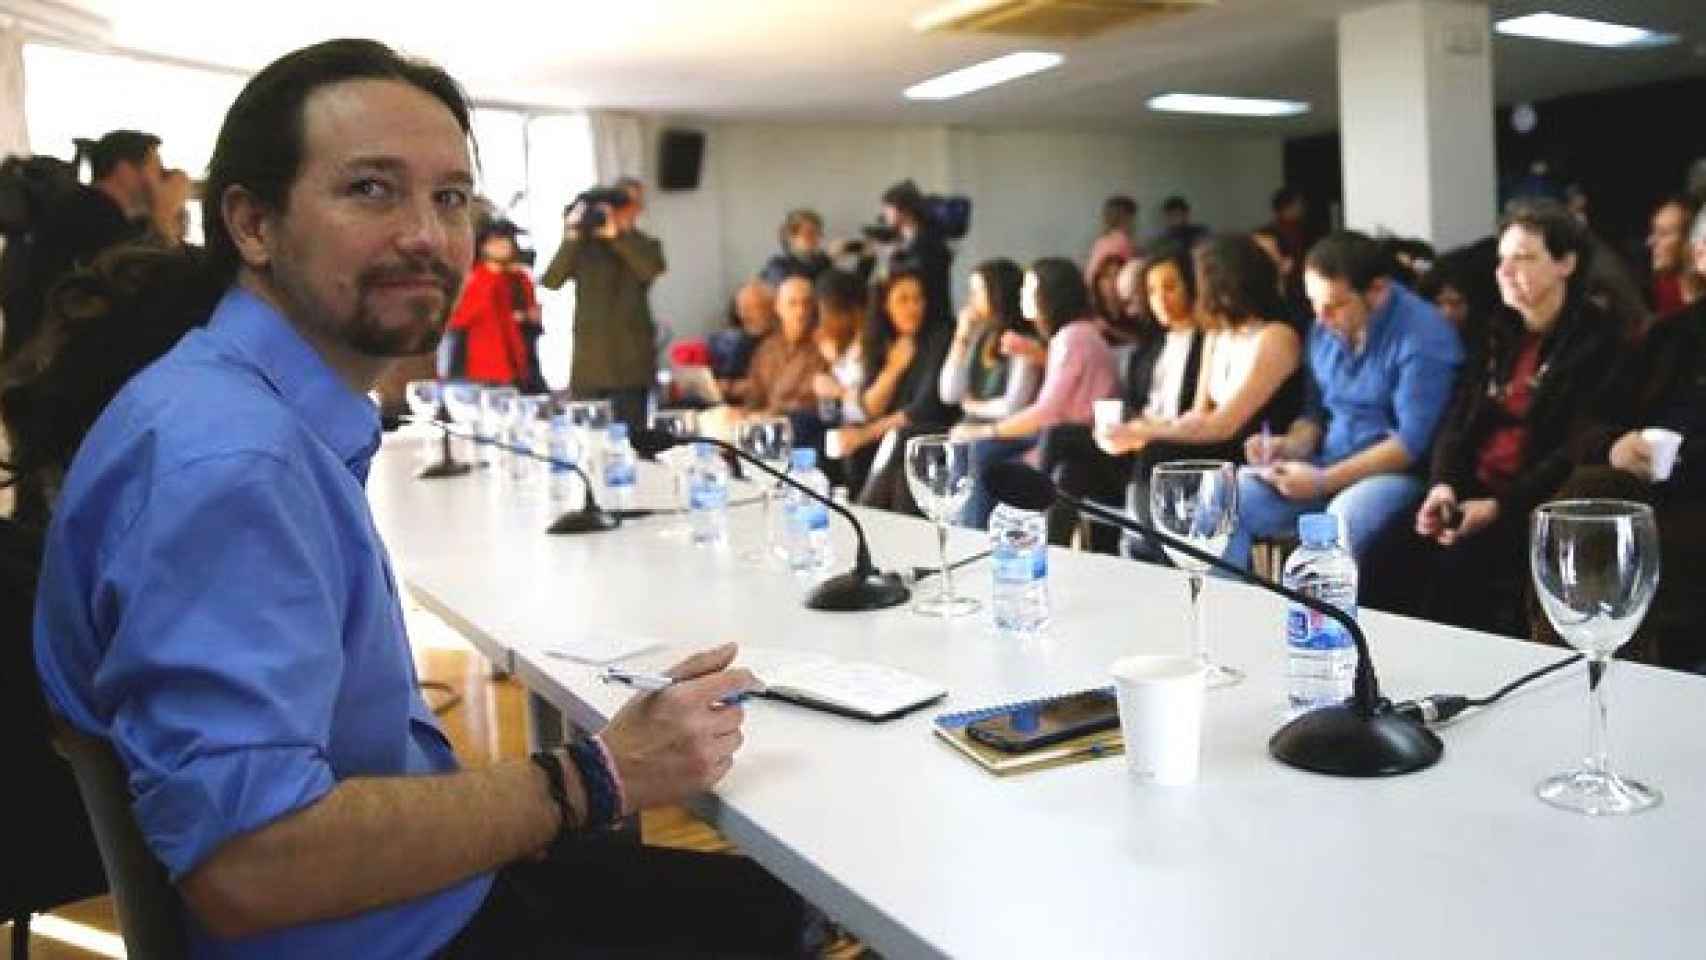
[873,179,954,331]
[540,176,665,433]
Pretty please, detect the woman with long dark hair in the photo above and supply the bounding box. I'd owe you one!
[1035,242,1208,548]
[953,257,1119,529]
[938,258,1040,425]
[831,268,957,511]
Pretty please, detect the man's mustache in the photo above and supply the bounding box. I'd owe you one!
[359,258,461,296]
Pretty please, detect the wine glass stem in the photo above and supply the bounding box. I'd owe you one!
[1188,572,1208,667]
[1586,655,1612,775]
[937,522,953,601]
[760,487,772,547]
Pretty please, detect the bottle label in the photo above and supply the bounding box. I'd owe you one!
[605,462,636,487]
[994,545,1046,584]
[1286,603,1353,651]
[689,479,727,511]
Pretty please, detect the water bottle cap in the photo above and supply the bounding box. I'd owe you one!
[607,422,629,440]
[1298,512,1338,546]
[790,448,817,470]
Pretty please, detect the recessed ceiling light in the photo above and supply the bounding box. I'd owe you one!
[1494,12,1678,49]
[1146,93,1310,118]
[903,52,1063,101]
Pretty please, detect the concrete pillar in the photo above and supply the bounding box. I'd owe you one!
[1338,0,1496,249]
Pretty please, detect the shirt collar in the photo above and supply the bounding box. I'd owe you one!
[208,286,382,479]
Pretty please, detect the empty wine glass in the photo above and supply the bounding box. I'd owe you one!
[442,383,485,465]
[651,409,699,536]
[564,400,613,479]
[404,380,442,461]
[481,387,522,478]
[1531,499,1662,816]
[904,434,979,618]
[1150,460,1241,688]
[736,416,792,564]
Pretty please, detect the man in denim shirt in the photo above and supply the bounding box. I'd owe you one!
[1225,231,1463,568]
[33,40,808,958]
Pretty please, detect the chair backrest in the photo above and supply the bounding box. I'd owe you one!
[53,726,186,958]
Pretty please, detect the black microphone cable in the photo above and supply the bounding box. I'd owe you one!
[1390,653,1583,725]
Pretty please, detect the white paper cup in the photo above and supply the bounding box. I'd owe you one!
[824,430,845,460]
[1111,655,1206,785]
[1094,399,1125,432]
[1643,428,1683,482]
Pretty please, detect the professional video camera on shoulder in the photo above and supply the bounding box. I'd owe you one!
[856,178,971,247]
[565,185,633,231]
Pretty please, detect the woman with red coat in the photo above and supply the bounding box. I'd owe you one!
[450,221,535,386]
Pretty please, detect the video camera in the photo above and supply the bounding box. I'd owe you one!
[566,186,634,231]
[858,193,972,245]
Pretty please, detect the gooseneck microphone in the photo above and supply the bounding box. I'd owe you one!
[633,429,910,613]
[423,420,626,535]
[980,461,1441,778]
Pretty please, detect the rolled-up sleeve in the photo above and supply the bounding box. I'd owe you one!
[94,451,346,879]
[1391,315,1465,462]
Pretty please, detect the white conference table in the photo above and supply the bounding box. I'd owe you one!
[368,435,1706,959]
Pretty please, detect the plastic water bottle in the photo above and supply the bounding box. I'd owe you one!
[547,414,581,506]
[601,423,638,510]
[687,443,730,547]
[1283,513,1360,712]
[990,503,1050,637]
[781,448,832,574]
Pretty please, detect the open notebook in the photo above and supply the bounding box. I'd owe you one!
[738,648,946,722]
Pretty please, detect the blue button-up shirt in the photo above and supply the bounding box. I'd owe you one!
[34,288,490,958]
[1303,282,1464,466]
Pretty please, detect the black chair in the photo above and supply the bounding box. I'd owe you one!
[1,517,108,957]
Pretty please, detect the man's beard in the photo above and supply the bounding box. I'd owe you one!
[277,255,462,359]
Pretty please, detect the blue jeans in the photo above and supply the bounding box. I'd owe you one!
[960,435,1039,529]
[1222,467,1424,570]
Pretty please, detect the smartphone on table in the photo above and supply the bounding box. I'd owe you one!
[965,690,1120,754]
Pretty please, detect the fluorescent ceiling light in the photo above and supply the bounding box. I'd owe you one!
[1494,12,1678,48]
[904,52,1063,101]
[1147,93,1310,118]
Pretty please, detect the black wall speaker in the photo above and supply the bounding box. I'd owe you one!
[658,128,705,191]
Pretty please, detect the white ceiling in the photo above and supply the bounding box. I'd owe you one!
[41,0,1706,133]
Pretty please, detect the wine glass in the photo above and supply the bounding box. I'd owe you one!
[403,380,442,461]
[442,383,485,465]
[650,409,699,536]
[904,434,979,618]
[564,400,613,481]
[1150,460,1241,688]
[1530,499,1662,816]
[481,387,522,478]
[736,416,793,564]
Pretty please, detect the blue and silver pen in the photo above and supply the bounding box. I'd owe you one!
[598,666,763,705]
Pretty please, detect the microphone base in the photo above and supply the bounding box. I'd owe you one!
[1269,704,1443,777]
[546,509,623,535]
[806,569,911,612]
[416,459,472,480]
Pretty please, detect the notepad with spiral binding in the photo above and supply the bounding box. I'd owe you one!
[933,687,1123,776]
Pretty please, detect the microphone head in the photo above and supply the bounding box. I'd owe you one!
[630,427,681,458]
[981,461,1056,512]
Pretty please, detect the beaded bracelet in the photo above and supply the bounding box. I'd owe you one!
[565,736,622,830]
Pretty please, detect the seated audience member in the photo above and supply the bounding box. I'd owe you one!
[1097,235,1304,533]
[708,278,774,402]
[938,258,1040,424]
[953,258,1118,529]
[448,219,534,387]
[759,208,832,288]
[1648,194,1700,316]
[834,269,956,513]
[1085,195,1139,284]
[1224,231,1464,569]
[1369,200,1624,636]
[811,268,867,425]
[22,40,816,957]
[742,275,826,416]
[1088,253,1142,343]
[1543,212,1706,669]
[1417,238,1501,334]
[149,168,194,249]
[1259,186,1309,300]
[1153,195,1209,252]
[1037,243,1207,549]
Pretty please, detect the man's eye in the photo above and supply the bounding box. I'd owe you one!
[350,179,393,200]
[436,189,470,210]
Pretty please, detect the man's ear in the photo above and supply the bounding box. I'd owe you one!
[221,184,273,270]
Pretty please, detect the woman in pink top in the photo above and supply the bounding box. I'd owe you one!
[953,257,1119,528]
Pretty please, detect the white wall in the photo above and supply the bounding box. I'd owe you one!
[639,118,1284,339]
